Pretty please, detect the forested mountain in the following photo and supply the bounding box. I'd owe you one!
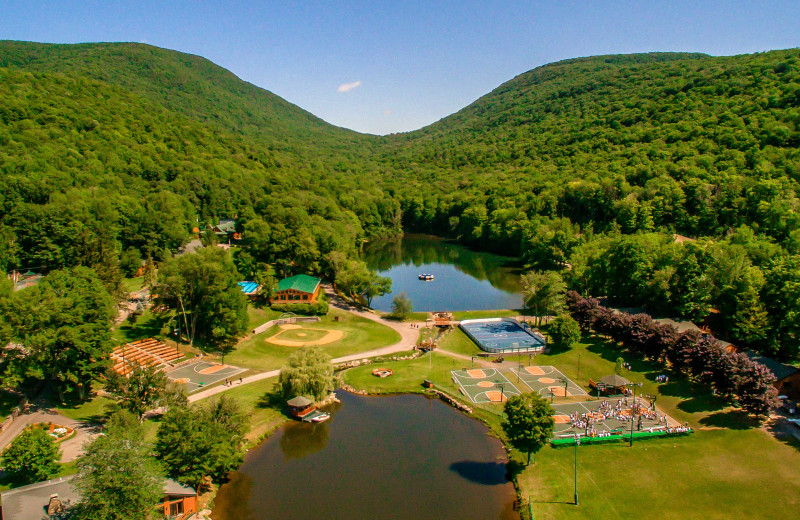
[0,41,372,158]
[384,49,800,245]
[1,41,799,358]
[0,63,398,285]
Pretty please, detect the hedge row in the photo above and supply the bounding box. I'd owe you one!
[566,291,779,417]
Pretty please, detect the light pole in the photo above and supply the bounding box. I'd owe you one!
[574,434,580,505]
[500,383,505,401]
[577,353,581,381]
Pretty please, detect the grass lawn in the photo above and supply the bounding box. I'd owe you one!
[271,328,329,342]
[437,327,483,357]
[227,308,401,372]
[246,305,283,330]
[56,395,114,423]
[122,277,145,293]
[110,308,165,345]
[201,376,288,444]
[343,329,800,520]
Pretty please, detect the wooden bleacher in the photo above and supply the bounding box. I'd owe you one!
[110,338,181,376]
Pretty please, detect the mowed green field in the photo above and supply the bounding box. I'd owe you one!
[343,329,800,520]
[270,328,330,343]
[226,308,401,372]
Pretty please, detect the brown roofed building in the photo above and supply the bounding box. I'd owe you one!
[745,351,800,400]
[0,476,197,520]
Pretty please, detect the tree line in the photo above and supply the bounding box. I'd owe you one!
[567,291,780,417]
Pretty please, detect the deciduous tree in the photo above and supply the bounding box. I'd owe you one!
[0,427,60,485]
[502,393,554,465]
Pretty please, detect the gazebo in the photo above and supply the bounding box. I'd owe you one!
[287,396,313,417]
[596,374,631,394]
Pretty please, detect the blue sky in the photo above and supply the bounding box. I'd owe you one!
[1,1,798,134]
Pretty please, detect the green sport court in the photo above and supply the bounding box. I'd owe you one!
[167,360,247,393]
[507,365,587,398]
[451,368,521,403]
[551,397,670,439]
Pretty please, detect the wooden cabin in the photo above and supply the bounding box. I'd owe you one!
[271,275,321,304]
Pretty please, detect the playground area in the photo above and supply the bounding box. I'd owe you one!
[508,365,587,398]
[551,396,673,439]
[451,368,522,403]
[166,360,247,393]
[265,323,345,347]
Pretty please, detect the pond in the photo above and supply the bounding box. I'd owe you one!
[212,392,519,520]
[361,234,523,313]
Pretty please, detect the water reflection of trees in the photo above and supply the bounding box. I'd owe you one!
[279,418,333,460]
[363,234,522,293]
[211,471,255,520]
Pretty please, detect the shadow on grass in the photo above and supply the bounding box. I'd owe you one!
[765,418,800,452]
[256,389,294,419]
[584,336,659,375]
[657,379,729,414]
[115,313,166,343]
[699,410,760,430]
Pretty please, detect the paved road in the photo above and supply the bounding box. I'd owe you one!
[187,285,423,403]
[0,406,100,462]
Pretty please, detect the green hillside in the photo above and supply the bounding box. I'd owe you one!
[1,42,799,358]
[384,49,800,244]
[0,40,372,157]
[0,65,397,277]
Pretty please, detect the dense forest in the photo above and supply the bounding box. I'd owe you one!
[1,41,799,360]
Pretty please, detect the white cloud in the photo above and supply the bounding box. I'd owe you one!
[383,109,393,116]
[337,80,362,93]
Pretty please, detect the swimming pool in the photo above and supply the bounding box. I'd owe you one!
[460,318,546,353]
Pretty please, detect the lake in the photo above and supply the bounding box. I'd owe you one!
[362,234,523,313]
[212,392,519,520]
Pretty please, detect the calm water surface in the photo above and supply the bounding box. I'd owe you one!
[212,392,519,520]
[362,234,523,312]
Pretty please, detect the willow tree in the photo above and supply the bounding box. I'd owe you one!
[278,346,337,401]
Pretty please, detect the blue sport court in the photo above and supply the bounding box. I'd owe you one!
[460,318,547,353]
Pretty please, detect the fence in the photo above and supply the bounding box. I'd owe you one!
[550,428,693,447]
[252,315,321,335]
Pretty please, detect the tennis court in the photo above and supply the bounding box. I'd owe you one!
[167,360,247,393]
[507,365,587,397]
[460,318,546,353]
[451,367,521,403]
[551,397,670,439]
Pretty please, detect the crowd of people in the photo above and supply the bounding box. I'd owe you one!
[566,398,671,438]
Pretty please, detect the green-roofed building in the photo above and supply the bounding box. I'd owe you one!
[272,274,322,304]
